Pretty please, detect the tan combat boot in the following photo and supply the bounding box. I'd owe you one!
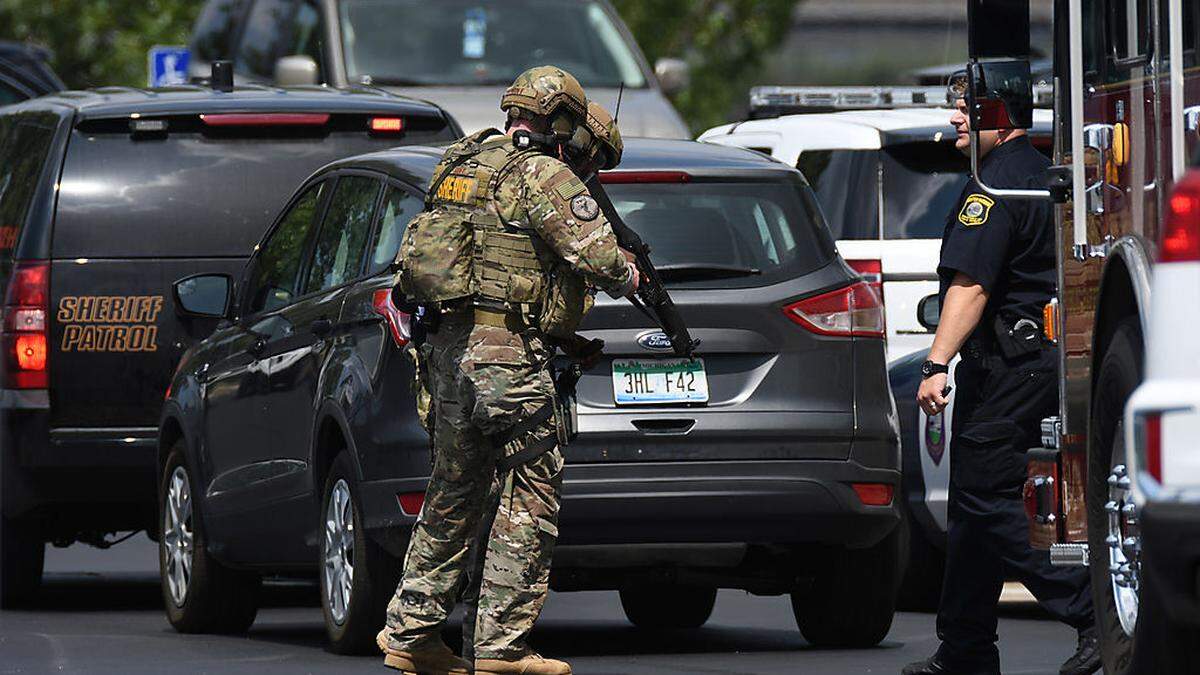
[474,653,572,675]
[376,629,472,674]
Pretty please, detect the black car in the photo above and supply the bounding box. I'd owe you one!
[0,79,459,607]
[0,42,65,105]
[159,139,903,653]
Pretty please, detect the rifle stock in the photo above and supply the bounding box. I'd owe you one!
[585,176,697,358]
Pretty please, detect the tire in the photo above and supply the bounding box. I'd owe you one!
[0,517,44,608]
[619,584,717,629]
[792,520,902,647]
[1085,318,1142,675]
[895,502,943,613]
[320,450,400,654]
[160,443,260,634]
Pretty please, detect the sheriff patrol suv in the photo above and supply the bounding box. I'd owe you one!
[699,86,1053,362]
[0,76,459,606]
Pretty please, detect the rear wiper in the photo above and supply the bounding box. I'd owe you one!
[656,264,762,281]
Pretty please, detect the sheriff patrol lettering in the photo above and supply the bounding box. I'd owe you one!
[57,295,163,352]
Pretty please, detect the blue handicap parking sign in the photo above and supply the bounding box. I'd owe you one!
[148,46,191,87]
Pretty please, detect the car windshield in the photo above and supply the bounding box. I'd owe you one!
[338,0,647,88]
[606,180,836,289]
[797,143,969,241]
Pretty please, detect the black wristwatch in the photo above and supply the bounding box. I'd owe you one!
[921,360,949,379]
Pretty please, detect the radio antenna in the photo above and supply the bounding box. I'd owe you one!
[614,82,625,124]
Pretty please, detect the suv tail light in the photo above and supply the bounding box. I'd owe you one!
[846,258,884,304]
[2,261,49,388]
[783,281,885,338]
[1133,410,1164,482]
[1162,169,1200,262]
[372,288,411,348]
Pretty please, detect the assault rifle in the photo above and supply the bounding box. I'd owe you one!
[584,176,698,359]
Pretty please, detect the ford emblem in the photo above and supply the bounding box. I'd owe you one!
[636,331,673,351]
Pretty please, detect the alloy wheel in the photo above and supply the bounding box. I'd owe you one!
[323,478,355,626]
[163,466,194,607]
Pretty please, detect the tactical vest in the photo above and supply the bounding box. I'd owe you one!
[396,130,551,314]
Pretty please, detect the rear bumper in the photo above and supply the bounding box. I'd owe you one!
[1140,500,1200,627]
[361,459,900,555]
[1,392,157,527]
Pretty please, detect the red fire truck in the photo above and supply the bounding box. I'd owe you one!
[962,1,1199,672]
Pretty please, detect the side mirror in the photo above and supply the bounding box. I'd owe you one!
[917,293,940,331]
[174,273,232,319]
[274,55,319,86]
[654,58,690,96]
[967,59,1034,131]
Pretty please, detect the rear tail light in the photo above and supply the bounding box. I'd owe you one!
[846,259,884,305]
[1134,411,1163,482]
[851,483,894,506]
[1161,169,1200,262]
[783,281,885,338]
[2,261,49,388]
[369,117,405,133]
[397,491,424,516]
[372,288,411,348]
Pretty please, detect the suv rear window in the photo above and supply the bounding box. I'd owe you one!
[880,142,969,239]
[798,143,969,241]
[607,179,836,289]
[53,121,453,258]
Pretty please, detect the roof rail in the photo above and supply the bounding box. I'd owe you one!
[747,84,1053,118]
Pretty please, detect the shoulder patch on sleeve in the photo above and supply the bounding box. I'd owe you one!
[554,175,587,201]
[958,194,995,227]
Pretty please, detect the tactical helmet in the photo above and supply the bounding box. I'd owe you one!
[501,66,588,138]
[585,101,623,170]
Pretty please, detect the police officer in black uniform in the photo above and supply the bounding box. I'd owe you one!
[903,76,1100,675]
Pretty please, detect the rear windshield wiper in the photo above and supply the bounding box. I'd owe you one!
[656,264,762,281]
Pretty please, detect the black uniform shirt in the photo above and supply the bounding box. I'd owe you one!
[937,135,1056,335]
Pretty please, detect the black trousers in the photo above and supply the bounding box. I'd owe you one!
[935,347,1093,668]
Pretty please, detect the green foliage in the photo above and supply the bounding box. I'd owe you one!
[0,0,200,90]
[611,0,800,134]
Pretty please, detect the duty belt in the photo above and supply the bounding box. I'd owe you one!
[473,306,526,332]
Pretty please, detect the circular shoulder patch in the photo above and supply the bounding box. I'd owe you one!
[570,194,600,221]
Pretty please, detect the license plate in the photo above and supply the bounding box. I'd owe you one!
[611,358,709,405]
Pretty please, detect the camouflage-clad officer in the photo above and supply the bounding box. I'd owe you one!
[377,67,637,675]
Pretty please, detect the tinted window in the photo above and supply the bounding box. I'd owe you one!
[1109,0,1150,62]
[797,150,879,240]
[247,181,325,314]
[606,180,836,289]
[338,0,646,87]
[367,185,422,275]
[236,0,296,77]
[291,1,325,79]
[191,0,247,61]
[0,113,58,258]
[303,175,379,294]
[881,142,970,239]
[53,125,451,258]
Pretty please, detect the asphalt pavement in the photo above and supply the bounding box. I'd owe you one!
[0,537,1078,674]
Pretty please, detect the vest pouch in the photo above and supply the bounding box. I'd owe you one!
[475,230,546,306]
[396,208,474,303]
[538,270,591,339]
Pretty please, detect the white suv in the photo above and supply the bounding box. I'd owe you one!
[699,86,1053,362]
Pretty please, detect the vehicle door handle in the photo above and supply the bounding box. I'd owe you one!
[249,336,267,357]
[310,319,333,337]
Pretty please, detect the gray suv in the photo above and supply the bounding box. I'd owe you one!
[188,0,691,137]
[158,138,902,652]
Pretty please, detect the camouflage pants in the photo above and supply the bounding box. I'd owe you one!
[385,313,563,660]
